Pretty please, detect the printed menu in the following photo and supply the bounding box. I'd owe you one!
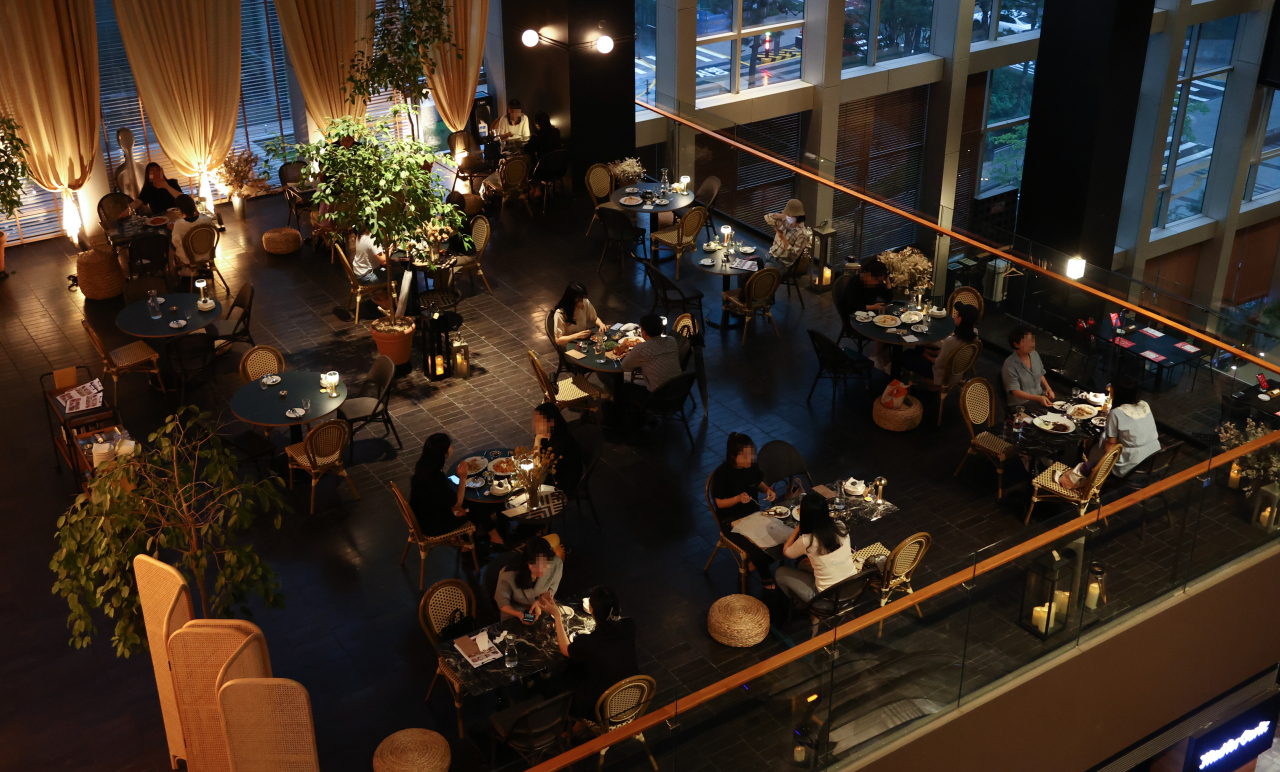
[1174,341,1200,353]
[1113,337,1135,349]
[1139,350,1166,362]
[1139,327,1164,338]
[56,379,104,414]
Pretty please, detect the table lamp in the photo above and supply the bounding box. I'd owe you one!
[721,225,732,246]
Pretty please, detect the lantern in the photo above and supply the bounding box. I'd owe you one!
[721,225,732,246]
[420,306,462,380]
[1083,562,1107,612]
[1252,483,1280,534]
[1020,550,1074,639]
[453,335,471,378]
[808,222,837,295]
[194,278,208,303]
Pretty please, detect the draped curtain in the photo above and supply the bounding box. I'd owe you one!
[423,0,488,132]
[112,0,240,180]
[274,0,374,134]
[0,1,100,194]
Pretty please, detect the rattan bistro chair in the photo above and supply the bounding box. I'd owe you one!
[701,472,750,594]
[335,243,394,324]
[528,349,604,419]
[452,215,492,294]
[181,223,229,296]
[932,340,983,425]
[286,419,359,514]
[420,579,476,738]
[869,532,931,636]
[651,207,706,280]
[238,345,285,384]
[585,163,623,237]
[488,155,533,215]
[1026,445,1122,526]
[947,285,985,320]
[954,377,1014,499]
[81,319,162,398]
[390,481,478,589]
[490,692,575,766]
[585,676,660,771]
[723,267,782,343]
[98,192,133,228]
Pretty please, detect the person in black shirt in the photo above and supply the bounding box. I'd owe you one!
[533,402,583,497]
[712,432,778,589]
[541,585,639,721]
[837,258,895,371]
[526,112,562,163]
[134,162,185,215]
[409,432,504,545]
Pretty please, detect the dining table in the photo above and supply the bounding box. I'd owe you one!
[115,292,223,339]
[1001,400,1107,470]
[1095,323,1200,392]
[688,247,763,329]
[609,181,696,233]
[732,483,897,564]
[106,210,179,248]
[451,447,567,525]
[229,370,348,444]
[851,301,956,379]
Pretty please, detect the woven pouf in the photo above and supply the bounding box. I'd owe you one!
[708,594,770,648]
[262,227,302,255]
[373,728,450,772]
[873,395,923,432]
[76,248,125,299]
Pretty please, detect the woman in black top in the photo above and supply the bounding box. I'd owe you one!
[409,432,504,544]
[134,162,185,214]
[526,111,562,163]
[541,585,638,720]
[533,402,583,496]
[712,432,778,589]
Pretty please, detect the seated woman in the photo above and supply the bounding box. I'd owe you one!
[525,111,562,163]
[495,537,563,622]
[168,194,213,278]
[551,282,609,347]
[540,585,638,720]
[1002,324,1055,408]
[1088,383,1161,478]
[775,494,857,604]
[409,432,504,545]
[350,228,390,286]
[533,402,583,496]
[903,302,978,385]
[712,432,778,590]
[134,162,185,215]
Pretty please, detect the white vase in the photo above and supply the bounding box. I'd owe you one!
[231,194,246,220]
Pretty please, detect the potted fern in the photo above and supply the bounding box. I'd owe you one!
[0,114,31,277]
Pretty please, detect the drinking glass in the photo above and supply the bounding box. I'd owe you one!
[300,398,310,413]
[504,641,518,668]
[148,302,162,320]
[183,309,193,322]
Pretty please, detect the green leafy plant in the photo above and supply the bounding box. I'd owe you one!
[50,408,287,657]
[1219,419,1280,489]
[0,114,31,219]
[261,134,301,179]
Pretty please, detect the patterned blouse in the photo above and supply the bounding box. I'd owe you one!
[764,213,811,267]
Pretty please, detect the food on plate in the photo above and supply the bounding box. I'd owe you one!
[1067,404,1098,419]
[874,315,901,327]
[620,196,643,206]
[765,506,790,518]
[490,457,517,475]
[900,311,923,324]
[462,456,487,474]
[1033,415,1076,434]
[147,216,168,226]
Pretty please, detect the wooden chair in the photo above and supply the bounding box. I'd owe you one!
[81,319,161,398]
[446,130,491,193]
[598,206,648,271]
[128,230,172,279]
[488,156,532,215]
[723,267,782,343]
[779,247,811,308]
[645,261,704,321]
[932,340,983,425]
[569,424,603,529]
[339,355,401,457]
[543,312,570,380]
[1026,444,1122,526]
[452,215,492,294]
[489,692,574,766]
[794,567,876,639]
[211,283,254,351]
[527,349,604,419]
[1113,442,1183,539]
[757,439,813,493]
[701,472,750,594]
[238,345,285,384]
[97,192,133,228]
[335,243,394,324]
[418,264,462,313]
[651,207,706,280]
[869,532,931,636]
[585,163,622,237]
[420,579,476,738]
[586,676,660,771]
[690,176,721,243]
[947,285,985,319]
[389,481,478,589]
[531,148,571,214]
[831,273,870,355]
[180,223,230,296]
[954,377,1014,499]
[285,419,359,514]
[643,372,698,446]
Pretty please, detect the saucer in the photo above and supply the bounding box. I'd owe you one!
[700,258,716,265]
[169,320,187,329]
[655,199,670,205]
[196,300,216,311]
[625,187,639,193]
[740,246,756,254]
[285,408,305,418]
[911,324,929,333]
[261,374,281,386]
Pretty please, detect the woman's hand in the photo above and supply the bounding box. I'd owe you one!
[763,486,777,502]
[1036,395,1054,407]
[572,329,593,340]
[870,303,885,312]
[452,503,467,517]
[1044,385,1056,401]
[596,319,609,332]
[524,604,542,624]
[737,492,753,505]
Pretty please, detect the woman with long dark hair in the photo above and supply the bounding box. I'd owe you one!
[134,162,185,214]
[551,282,608,346]
[1088,382,1160,477]
[533,402,583,495]
[776,494,857,604]
[540,584,639,719]
[711,432,779,589]
[495,536,563,622]
[906,301,979,385]
[409,432,504,544]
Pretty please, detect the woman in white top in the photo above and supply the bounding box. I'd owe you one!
[495,99,531,143]
[349,230,387,286]
[169,195,212,274]
[1087,382,1161,477]
[551,282,609,346]
[776,494,858,604]
[902,301,978,386]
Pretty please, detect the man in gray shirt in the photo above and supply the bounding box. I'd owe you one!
[1002,324,1055,408]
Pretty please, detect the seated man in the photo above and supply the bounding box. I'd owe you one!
[619,314,682,409]
[169,194,213,278]
[1002,324,1055,409]
[762,199,811,273]
[350,229,389,286]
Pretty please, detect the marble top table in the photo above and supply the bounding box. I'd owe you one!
[436,604,594,697]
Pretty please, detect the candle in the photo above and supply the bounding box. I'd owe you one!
[794,746,807,763]
[1032,604,1048,634]
[680,175,690,194]
[454,352,467,377]
[721,225,732,246]
[1228,462,1242,489]
[435,355,444,376]
[1047,601,1057,630]
[1054,590,1070,616]
[1085,581,1101,610]
[1261,507,1273,528]
[822,266,832,285]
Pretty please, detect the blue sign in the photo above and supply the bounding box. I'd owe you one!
[1184,694,1280,772]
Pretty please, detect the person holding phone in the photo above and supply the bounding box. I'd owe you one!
[409,433,504,545]
[495,537,563,623]
[762,199,811,273]
[538,585,638,720]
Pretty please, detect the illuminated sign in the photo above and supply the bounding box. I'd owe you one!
[1197,721,1270,769]
[1182,694,1280,772]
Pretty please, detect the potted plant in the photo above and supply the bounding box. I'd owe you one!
[297,111,461,365]
[1219,419,1280,494]
[218,147,266,220]
[0,114,31,278]
[50,407,287,657]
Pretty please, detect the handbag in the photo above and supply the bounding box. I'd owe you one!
[438,608,477,640]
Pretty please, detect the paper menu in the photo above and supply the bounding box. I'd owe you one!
[902,335,919,343]
[57,379,104,414]
[812,485,836,499]
[731,512,794,549]
[454,633,502,668]
[730,259,759,271]
[1114,337,1135,349]
[1139,350,1166,362]
[1139,327,1164,338]
[1175,341,1200,353]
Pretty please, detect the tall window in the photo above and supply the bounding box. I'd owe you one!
[695,0,804,98]
[972,0,1042,42]
[979,60,1034,194]
[637,0,657,111]
[1244,88,1280,202]
[842,0,934,71]
[1153,16,1239,229]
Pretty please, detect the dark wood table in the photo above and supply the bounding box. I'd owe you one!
[452,447,518,505]
[687,248,762,329]
[851,302,956,378]
[106,211,179,247]
[435,605,595,698]
[229,370,347,444]
[1096,324,1200,392]
[115,293,222,338]
[43,379,119,483]
[610,182,695,231]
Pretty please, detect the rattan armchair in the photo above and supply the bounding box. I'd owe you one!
[723,267,782,343]
[486,156,532,215]
[286,419,359,514]
[947,285,985,319]
[81,318,161,398]
[420,579,476,738]
[389,481,478,590]
[238,345,285,383]
[932,340,982,424]
[954,377,1015,499]
[701,472,750,594]
[1026,444,1122,525]
[98,192,133,228]
[651,207,706,280]
[527,349,605,418]
[218,678,321,772]
[585,163,623,237]
[452,215,492,294]
[180,222,230,296]
[869,532,931,636]
[586,676,659,771]
[335,243,394,324]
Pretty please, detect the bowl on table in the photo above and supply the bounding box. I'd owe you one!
[900,311,924,324]
[843,478,866,496]
[928,306,947,318]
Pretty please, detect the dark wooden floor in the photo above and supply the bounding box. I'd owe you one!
[0,192,1269,772]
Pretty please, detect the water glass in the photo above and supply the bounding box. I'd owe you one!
[504,641,518,669]
[148,302,161,320]
[300,398,310,413]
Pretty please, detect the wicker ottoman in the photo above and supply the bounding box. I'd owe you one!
[76,248,125,299]
[873,395,923,432]
[708,594,770,647]
[373,728,450,772]
[262,227,302,255]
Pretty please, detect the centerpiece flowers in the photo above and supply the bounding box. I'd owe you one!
[511,444,558,509]
[608,157,645,186]
[877,246,933,290]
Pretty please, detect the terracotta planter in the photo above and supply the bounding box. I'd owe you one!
[370,319,416,365]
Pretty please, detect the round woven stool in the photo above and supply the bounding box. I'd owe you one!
[708,594,770,647]
[262,227,302,255]
[873,395,922,432]
[373,728,450,772]
[76,248,125,299]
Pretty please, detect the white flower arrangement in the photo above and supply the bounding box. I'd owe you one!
[877,246,933,289]
[608,157,646,184]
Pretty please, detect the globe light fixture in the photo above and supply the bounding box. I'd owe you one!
[522,29,539,47]
[596,35,614,53]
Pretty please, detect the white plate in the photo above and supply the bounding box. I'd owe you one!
[765,506,790,518]
[900,311,924,324]
[855,313,874,322]
[625,187,639,193]
[459,456,487,475]
[153,297,165,304]
[1261,394,1272,402]
[1051,400,1070,412]
[1086,392,1107,406]
[1065,404,1098,420]
[465,477,486,488]
[703,244,720,252]
[740,246,756,254]
[700,258,716,265]
[911,324,929,333]
[620,196,643,206]
[285,408,305,419]
[1033,415,1076,434]
[655,199,670,205]
[488,456,519,475]
[197,300,215,311]
[873,315,901,328]
[260,374,281,386]
[1091,416,1107,427]
[169,320,187,329]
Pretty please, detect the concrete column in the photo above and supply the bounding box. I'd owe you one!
[76,149,111,241]
[282,43,312,142]
[486,0,508,112]
[657,0,697,177]
[796,0,844,230]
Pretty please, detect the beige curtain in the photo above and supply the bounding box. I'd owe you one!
[112,0,240,180]
[275,0,374,134]
[0,0,100,193]
[424,0,488,132]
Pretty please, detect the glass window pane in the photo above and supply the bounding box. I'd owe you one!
[697,0,734,35]
[844,0,871,69]
[972,0,993,42]
[1263,92,1280,155]
[876,0,934,63]
[1167,74,1229,224]
[742,0,803,29]
[1179,26,1193,77]
[986,61,1035,125]
[739,30,802,90]
[637,0,657,111]
[996,0,1042,37]
[695,40,734,98]
[1252,159,1280,200]
[1193,15,1239,74]
[980,124,1028,194]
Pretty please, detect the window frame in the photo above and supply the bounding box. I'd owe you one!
[1243,88,1280,203]
[696,0,805,97]
[972,0,1042,44]
[976,60,1034,195]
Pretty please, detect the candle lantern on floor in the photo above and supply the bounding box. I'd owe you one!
[1083,561,1107,612]
[452,334,471,378]
[808,223,837,295]
[420,304,463,381]
[1228,461,1243,489]
[1020,550,1075,639]
[1252,483,1280,534]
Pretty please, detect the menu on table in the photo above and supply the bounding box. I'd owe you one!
[1175,341,1200,353]
[729,258,759,271]
[1114,337,1136,349]
[57,379,104,414]
[1139,350,1167,362]
[1139,327,1164,338]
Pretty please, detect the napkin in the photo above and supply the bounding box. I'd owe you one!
[812,485,836,499]
[454,635,481,659]
[642,205,654,210]
[902,335,919,343]
[566,349,586,359]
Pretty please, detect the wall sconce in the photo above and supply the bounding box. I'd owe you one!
[1066,256,1086,280]
[596,35,614,53]
[520,28,627,53]
[521,29,539,47]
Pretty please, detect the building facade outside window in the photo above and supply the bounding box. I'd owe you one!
[1243,88,1280,202]
[637,0,658,111]
[695,0,804,98]
[979,60,1034,194]
[972,0,1042,42]
[842,0,935,71]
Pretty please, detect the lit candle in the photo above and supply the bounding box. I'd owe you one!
[721,225,732,246]
[1261,507,1273,528]
[1054,590,1070,616]
[1085,581,1101,610]
[435,355,444,376]
[679,175,690,194]
[822,266,832,285]
[1228,462,1241,489]
[794,746,807,763]
[1032,604,1048,634]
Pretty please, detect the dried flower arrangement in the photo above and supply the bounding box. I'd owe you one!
[511,444,559,507]
[877,246,933,289]
[218,147,266,197]
[1219,419,1280,490]
[608,157,646,185]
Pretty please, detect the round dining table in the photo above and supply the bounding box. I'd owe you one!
[687,248,763,329]
[851,301,955,378]
[451,447,518,505]
[609,182,695,232]
[229,370,348,444]
[115,292,223,338]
